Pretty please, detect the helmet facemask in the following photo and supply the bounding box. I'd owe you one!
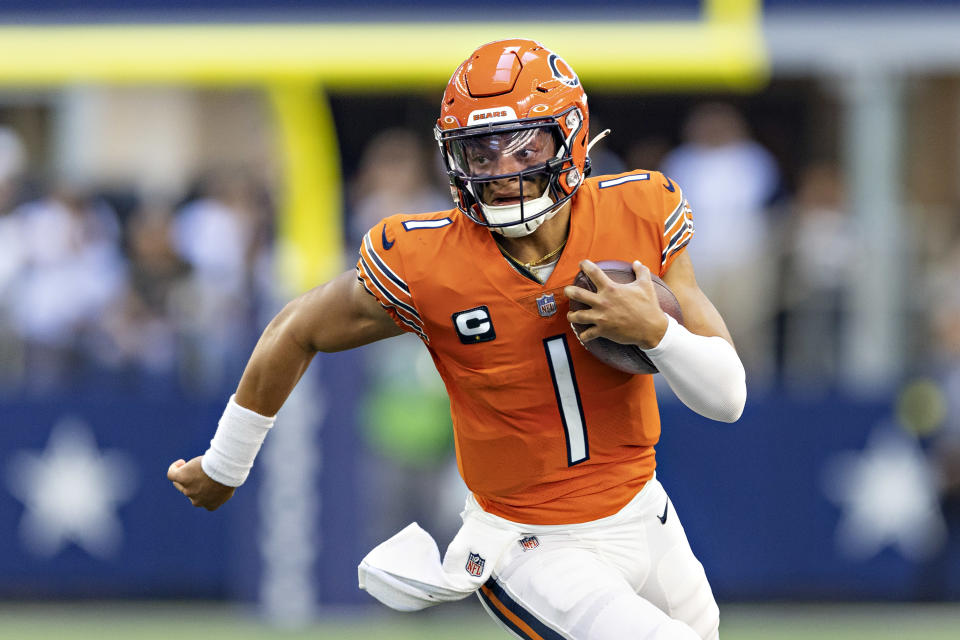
[438,108,583,238]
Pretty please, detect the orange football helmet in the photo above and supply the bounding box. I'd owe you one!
[435,39,590,237]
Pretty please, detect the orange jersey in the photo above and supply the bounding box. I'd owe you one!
[356,170,694,525]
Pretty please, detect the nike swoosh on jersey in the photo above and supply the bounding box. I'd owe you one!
[663,178,676,193]
[381,224,395,250]
[657,499,669,524]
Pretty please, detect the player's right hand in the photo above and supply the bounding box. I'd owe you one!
[167,456,235,511]
[566,260,668,349]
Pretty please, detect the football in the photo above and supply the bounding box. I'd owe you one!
[569,260,683,374]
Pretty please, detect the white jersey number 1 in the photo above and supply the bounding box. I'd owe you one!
[543,335,589,466]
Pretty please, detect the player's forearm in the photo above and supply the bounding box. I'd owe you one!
[200,305,314,488]
[644,316,746,423]
[234,302,317,417]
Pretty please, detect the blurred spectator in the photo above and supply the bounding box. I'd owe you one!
[916,244,960,598]
[927,245,960,486]
[171,170,272,392]
[0,126,24,203]
[661,103,781,384]
[778,162,854,390]
[347,128,448,244]
[91,199,192,377]
[0,127,27,384]
[173,171,262,296]
[4,182,126,388]
[625,135,671,174]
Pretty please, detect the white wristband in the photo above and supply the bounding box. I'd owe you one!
[201,394,275,487]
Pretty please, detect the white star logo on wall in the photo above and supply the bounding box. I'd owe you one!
[822,423,946,561]
[5,417,137,559]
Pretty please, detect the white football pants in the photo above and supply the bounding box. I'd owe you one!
[470,477,719,640]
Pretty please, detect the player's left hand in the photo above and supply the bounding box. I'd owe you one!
[167,457,235,511]
[565,259,669,349]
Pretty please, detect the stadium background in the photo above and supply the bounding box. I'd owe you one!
[2,1,960,638]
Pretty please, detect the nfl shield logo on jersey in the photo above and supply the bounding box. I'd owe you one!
[519,536,540,551]
[465,552,485,577]
[536,293,557,318]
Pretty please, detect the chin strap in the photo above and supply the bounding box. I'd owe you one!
[587,128,611,155]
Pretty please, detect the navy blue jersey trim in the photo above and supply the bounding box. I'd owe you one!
[358,256,421,323]
[665,216,690,251]
[363,233,410,293]
[662,236,692,266]
[355,273,427,341]
[664,198,685,233]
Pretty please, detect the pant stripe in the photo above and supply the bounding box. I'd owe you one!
[479,586,540,640]
[480,578,567,640]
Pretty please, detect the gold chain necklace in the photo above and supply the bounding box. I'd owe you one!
[498,238,567,269]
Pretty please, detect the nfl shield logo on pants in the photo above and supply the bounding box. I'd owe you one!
[465,552,485,577]
[536,293,557,318]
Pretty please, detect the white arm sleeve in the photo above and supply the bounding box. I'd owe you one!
[643,315,746,423]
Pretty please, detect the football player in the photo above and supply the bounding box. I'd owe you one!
[169,39,746,640]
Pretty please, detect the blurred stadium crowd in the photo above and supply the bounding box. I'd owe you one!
[0,96,957,401]
[1,85,959,570]
[0,136,274,395]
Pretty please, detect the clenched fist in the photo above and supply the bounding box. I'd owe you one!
[167,456,235,511]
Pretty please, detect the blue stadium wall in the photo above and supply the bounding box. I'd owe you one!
[3,380,959,603]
